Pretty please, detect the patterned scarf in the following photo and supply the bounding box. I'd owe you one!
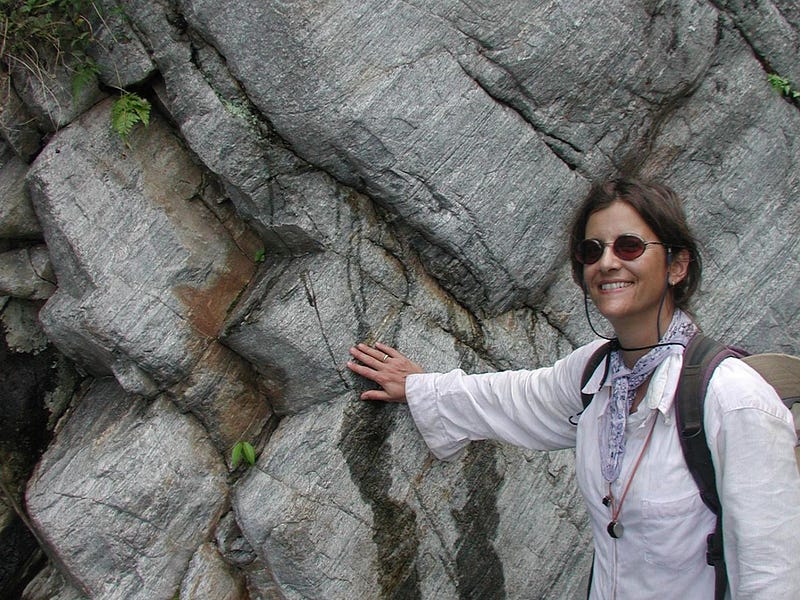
[599,309,697,482]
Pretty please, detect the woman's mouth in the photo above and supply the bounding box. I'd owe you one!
[600,281,632,291]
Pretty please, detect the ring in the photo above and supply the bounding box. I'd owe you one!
[382,354,389,362]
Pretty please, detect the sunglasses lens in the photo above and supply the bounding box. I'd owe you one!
[576,239,604,264]
[613,235,646,260]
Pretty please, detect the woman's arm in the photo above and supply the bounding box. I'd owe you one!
[348,340,604,458]
[705,359,800,598]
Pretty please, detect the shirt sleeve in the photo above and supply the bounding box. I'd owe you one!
[405,341,605,460]
[704,358,800,599]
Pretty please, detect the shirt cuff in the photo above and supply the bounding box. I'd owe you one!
[406,371,468,461]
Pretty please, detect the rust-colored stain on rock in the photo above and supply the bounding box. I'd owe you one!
[174,248,255,339]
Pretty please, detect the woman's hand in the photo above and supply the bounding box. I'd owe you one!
[347,341,424,402]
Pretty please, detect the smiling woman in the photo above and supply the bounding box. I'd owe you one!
[569,182,694,367]
[347,177,800,599]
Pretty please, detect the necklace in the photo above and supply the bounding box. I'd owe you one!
[602,412,658,538]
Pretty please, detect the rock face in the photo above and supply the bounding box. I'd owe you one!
[26,99,272,454]
[0,0,797,599]
[25,378,228,599]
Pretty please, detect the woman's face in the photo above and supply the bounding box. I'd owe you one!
[582,201,678,334]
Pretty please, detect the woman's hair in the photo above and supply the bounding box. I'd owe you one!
[568,177,702,310]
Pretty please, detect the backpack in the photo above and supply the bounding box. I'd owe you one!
[580,332,800,600]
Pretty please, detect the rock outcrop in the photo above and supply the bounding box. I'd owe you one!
[0,1,796,599]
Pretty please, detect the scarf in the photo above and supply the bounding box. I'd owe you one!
[599,309,697,482]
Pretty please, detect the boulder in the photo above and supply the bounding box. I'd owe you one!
[0,246,56,300]
[0,155,41,238]
[180,543,247,600]
[88,0,156,89]
[25,378,229,600]
[0,74,43,161]
[26,99,272,452]
[179,0,585,317]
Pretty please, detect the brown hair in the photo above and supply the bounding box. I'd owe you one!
[568,178,701,310]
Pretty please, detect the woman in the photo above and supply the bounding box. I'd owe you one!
[347,178,800,598]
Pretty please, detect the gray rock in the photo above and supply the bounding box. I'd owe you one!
[0,246,56,300]
[638,15,800,353]
[21,562,86,600]
[180,542,247,600]
[26,378,229,600]
[10,52,106,133]
[88,0,156,89]
[8,0,800,598]
[0,155,41,239]
[122,0,325,255]
[177,0,584,316]
[26,98,272,452]
[234,396,590,600]
[26,100,249,386]
[221,179,492,415]
[0,73,43,161]
[712,0,800,85]
[0,298,50,354]
[214,511,257,568]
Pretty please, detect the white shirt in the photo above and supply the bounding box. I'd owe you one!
[406,340,800,599]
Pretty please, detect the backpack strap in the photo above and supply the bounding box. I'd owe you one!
[675,332,741,600]
[581,341,614,410]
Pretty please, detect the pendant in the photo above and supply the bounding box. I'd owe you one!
[607,520,623,539]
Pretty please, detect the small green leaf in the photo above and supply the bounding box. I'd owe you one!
[231,442,243,470]
[254,248,266,263]
[231,440,256,470]
[242,442,256,466]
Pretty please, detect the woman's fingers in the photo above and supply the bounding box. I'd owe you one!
[359,388,393,402]
[346,342,423,403]
[374,341,403,360]
[349,343,386,370]
[346,358,378,382]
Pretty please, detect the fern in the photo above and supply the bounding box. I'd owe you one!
[768,73,800,99]
[111,91,151,140]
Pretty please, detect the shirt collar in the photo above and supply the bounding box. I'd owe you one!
[581,345,686,423]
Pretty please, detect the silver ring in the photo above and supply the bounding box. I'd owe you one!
[382,354,389,362]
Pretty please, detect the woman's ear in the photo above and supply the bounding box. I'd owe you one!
[668,248,691,286]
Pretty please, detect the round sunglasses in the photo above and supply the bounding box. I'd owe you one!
[574,234,667,265]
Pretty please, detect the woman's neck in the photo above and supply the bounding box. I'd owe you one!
[615,308,677,368]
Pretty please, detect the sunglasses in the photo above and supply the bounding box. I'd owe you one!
[574,234,667,265]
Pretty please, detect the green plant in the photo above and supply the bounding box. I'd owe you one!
[231,440,256,470]
[0,0,95,70]
[767,73,800,99]
[1,1,151,141]
[110,90,150,141]
[254,248,266,263]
